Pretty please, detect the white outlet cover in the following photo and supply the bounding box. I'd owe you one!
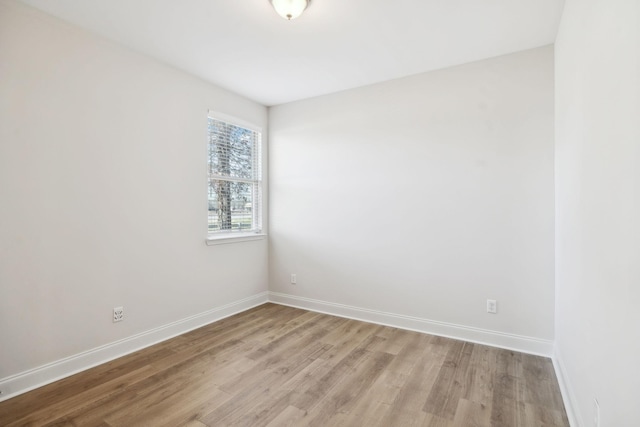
[113,306,124,322]
[487,299,497,314]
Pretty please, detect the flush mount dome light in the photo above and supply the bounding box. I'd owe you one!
[270,0,310,20]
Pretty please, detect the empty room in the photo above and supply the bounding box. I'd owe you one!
[0,0,638,426]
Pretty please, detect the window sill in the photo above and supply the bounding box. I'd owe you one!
[205,233,267,246]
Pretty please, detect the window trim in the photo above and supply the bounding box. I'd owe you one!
[206,111,264,244]
[205,232,267,246]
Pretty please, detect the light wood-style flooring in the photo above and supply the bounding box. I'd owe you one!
[0,303,569,426]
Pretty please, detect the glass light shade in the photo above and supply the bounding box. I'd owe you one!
[270,0,310,20]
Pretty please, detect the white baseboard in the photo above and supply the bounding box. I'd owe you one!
[268,292,554,357]
[0,291,269,403]
[0,290,557,405]
[552,348,582,427]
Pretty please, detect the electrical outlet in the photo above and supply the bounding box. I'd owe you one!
[486,299,497,314]
[594,399,600,427]
[290,274,297,285]
[113,306,124,322]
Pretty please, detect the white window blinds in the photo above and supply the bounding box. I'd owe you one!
[207,114,262,236]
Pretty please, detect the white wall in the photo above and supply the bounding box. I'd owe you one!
[269,46,555,350]
[554,0,640,425]
[0,0,268,390]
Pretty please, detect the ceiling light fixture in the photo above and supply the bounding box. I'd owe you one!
[270,0,310,20]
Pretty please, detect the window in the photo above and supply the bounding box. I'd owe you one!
[207,113,262,240]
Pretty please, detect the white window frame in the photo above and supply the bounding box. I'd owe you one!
[206,111,265,245]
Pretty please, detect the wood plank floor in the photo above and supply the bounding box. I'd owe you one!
[0,303,569,426]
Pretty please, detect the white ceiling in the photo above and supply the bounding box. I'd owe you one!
[19,0,565,106]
